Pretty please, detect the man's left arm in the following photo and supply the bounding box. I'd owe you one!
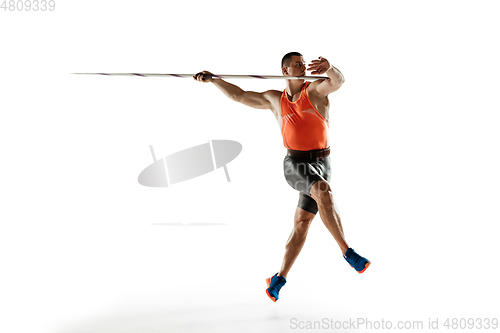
[308,57,345,96]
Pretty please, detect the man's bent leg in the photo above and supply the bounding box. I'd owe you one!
[310,180,349,254]
[278,207,315,279]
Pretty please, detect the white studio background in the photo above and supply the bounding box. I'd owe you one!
[1,1,499,332]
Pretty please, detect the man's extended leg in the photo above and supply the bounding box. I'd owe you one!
[266,206,315,302]
[310,179,349,254]
[310,179,370,273]
[278,207,316,279]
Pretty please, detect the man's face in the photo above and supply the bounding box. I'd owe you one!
[283,56,306,77]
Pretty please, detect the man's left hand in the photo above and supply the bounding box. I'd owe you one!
[307,57,331,75]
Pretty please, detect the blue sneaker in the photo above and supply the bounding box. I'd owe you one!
[265,273,286,302]
[344,248,371,273]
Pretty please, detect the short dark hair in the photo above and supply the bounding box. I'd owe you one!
[281,52,303,68]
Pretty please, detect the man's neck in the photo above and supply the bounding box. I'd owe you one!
[285,79,305,97]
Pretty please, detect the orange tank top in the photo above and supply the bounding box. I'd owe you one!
[280,81,329,151]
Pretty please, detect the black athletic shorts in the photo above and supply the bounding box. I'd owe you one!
[283,154,332,215]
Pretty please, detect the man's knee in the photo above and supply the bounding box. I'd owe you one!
[294,209,314,232]
[295,218,312,230]
[311,180,333,205]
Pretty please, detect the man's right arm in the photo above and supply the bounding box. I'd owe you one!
[194,71,277,110]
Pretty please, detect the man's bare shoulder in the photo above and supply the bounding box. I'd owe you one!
[307,79,328,92]
[263,90,282,114]
[263,89,282,101]
[308,77,343,97]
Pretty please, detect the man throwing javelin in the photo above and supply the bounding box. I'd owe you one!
[194,52,370,302]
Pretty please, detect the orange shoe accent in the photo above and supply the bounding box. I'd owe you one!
[266,276,277,302]
[358,261,371,274]
[265,288,276,302]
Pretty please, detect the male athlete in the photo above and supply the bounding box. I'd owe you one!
[194,52,370,302]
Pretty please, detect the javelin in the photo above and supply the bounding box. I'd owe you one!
[72,73,329,80]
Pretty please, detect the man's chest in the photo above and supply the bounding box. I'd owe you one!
[279,89,329,123]
[271,98,329,132]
